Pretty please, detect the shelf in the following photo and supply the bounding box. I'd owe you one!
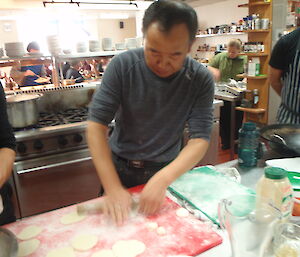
[56,50,125,59]
[240,52,268,56]
[245,29,270,33]
[196,32,246,38]
[238,2,271,7]
[0,55,52,62]
[236,107,266,114]
[236,74,267,79]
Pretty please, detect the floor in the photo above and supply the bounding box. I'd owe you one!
[216,138,237,164]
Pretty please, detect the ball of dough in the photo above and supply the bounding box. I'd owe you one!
[156,226,166,235]
[17,225,42,240]
[91,249,116,257]
[60,211,86,225]
[112,239,145,257]
[46,247,75,257]
[71,234,98,251]
[18,239,40,257]
[176,208,189,218]
[146,222,158,230]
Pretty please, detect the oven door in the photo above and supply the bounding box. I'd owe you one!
[13,148,101,218]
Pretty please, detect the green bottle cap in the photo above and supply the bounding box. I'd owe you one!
[264,166,287,180]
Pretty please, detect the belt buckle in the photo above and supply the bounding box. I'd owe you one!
[129,160,144,168]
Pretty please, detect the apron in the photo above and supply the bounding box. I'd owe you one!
[277,36,300,124]
[21,64,43,86]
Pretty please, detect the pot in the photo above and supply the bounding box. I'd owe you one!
[260,124,300,156]
[6,93,43,128]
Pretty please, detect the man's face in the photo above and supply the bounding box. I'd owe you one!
[228,46,240,59]
[144,22,192,78]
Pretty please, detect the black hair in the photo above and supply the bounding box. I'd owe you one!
[27,41,40,52]
[142,0,198,42]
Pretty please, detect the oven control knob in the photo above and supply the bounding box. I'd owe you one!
[17,142,27,154]
[58,136,68,146]
[73,134,83,143]
[33,140,43,150]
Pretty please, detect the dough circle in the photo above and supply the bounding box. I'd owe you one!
[18,239,40,257]
[156,226,166,235]
[71,234,98,251]
[146,222,158,230]
[176,208,189,218]
[91,249,116,257]
[46,247,75,257]
[60,211,86,225]
[17,225,42,240]
[112,239,145,257]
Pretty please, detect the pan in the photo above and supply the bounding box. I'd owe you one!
[260,124,300,156]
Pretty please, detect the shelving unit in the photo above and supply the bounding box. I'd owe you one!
[237,0,272,124]
[195,32,246,38]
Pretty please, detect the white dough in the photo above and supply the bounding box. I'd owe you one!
[156,226,166,235]
[60,211,86,225]
[176,208,189,218]
[91,249,116,257]
[146,222,158,230]
[112,239,146,257]
[71,234,98,251]
[18,239,40,257]
[17,225,42,240]
[46,247,75,257]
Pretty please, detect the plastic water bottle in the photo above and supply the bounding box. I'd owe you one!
[238,122,259,167]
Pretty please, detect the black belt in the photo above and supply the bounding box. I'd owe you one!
[113,153,170,169]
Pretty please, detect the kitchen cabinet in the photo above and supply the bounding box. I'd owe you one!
[237,0,273,124]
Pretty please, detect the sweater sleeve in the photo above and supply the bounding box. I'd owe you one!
[0,84,16,151]
[88,56,122,126]
[187,68,214,141]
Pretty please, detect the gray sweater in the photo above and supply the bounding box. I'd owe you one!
[88,48,214,162]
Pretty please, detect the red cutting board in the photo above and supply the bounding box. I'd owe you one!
[4,185,222,257]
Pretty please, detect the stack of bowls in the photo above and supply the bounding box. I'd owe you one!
[76,42,87,53]
[89,40,100,52]
[125,38,137,49]
[102,38,113,51]
[47,35,61,55]
[115,43,125,50]
[5,42,25,57]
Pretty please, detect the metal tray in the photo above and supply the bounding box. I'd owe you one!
[0,228,18,257]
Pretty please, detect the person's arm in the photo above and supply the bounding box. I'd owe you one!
[207,54,221,81]
[139,70,215,214]
[86,121,132,225]
[10,62,36,86]
[269,66,283,96]
[0,84,16,188]
[40,65,47,77]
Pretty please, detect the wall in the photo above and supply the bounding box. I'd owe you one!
[191,0,248,60]
[98,18,136,45]
[0,20,19,47]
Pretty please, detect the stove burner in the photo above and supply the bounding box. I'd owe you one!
[14,108,88,131]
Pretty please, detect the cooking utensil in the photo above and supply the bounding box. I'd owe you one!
[6,93,43,128]
[0,228,18,257]
[260,124,300,156]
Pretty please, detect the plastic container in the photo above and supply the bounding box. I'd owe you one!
[256,167,294,221]
[238,122,259,167]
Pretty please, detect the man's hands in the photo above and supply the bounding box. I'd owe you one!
[102,187,132,226]
[139,174,168,215]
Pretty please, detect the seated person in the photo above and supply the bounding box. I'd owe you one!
[65,60,84,83]
[10,41,48,87]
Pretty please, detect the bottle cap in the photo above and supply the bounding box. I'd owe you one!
[264,167,287,180]
[242,122,256,130]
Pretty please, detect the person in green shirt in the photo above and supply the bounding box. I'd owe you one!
[208,39,247,82]
[208,39,246,150]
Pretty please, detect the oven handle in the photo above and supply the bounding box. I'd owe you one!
[16,157,92,175]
